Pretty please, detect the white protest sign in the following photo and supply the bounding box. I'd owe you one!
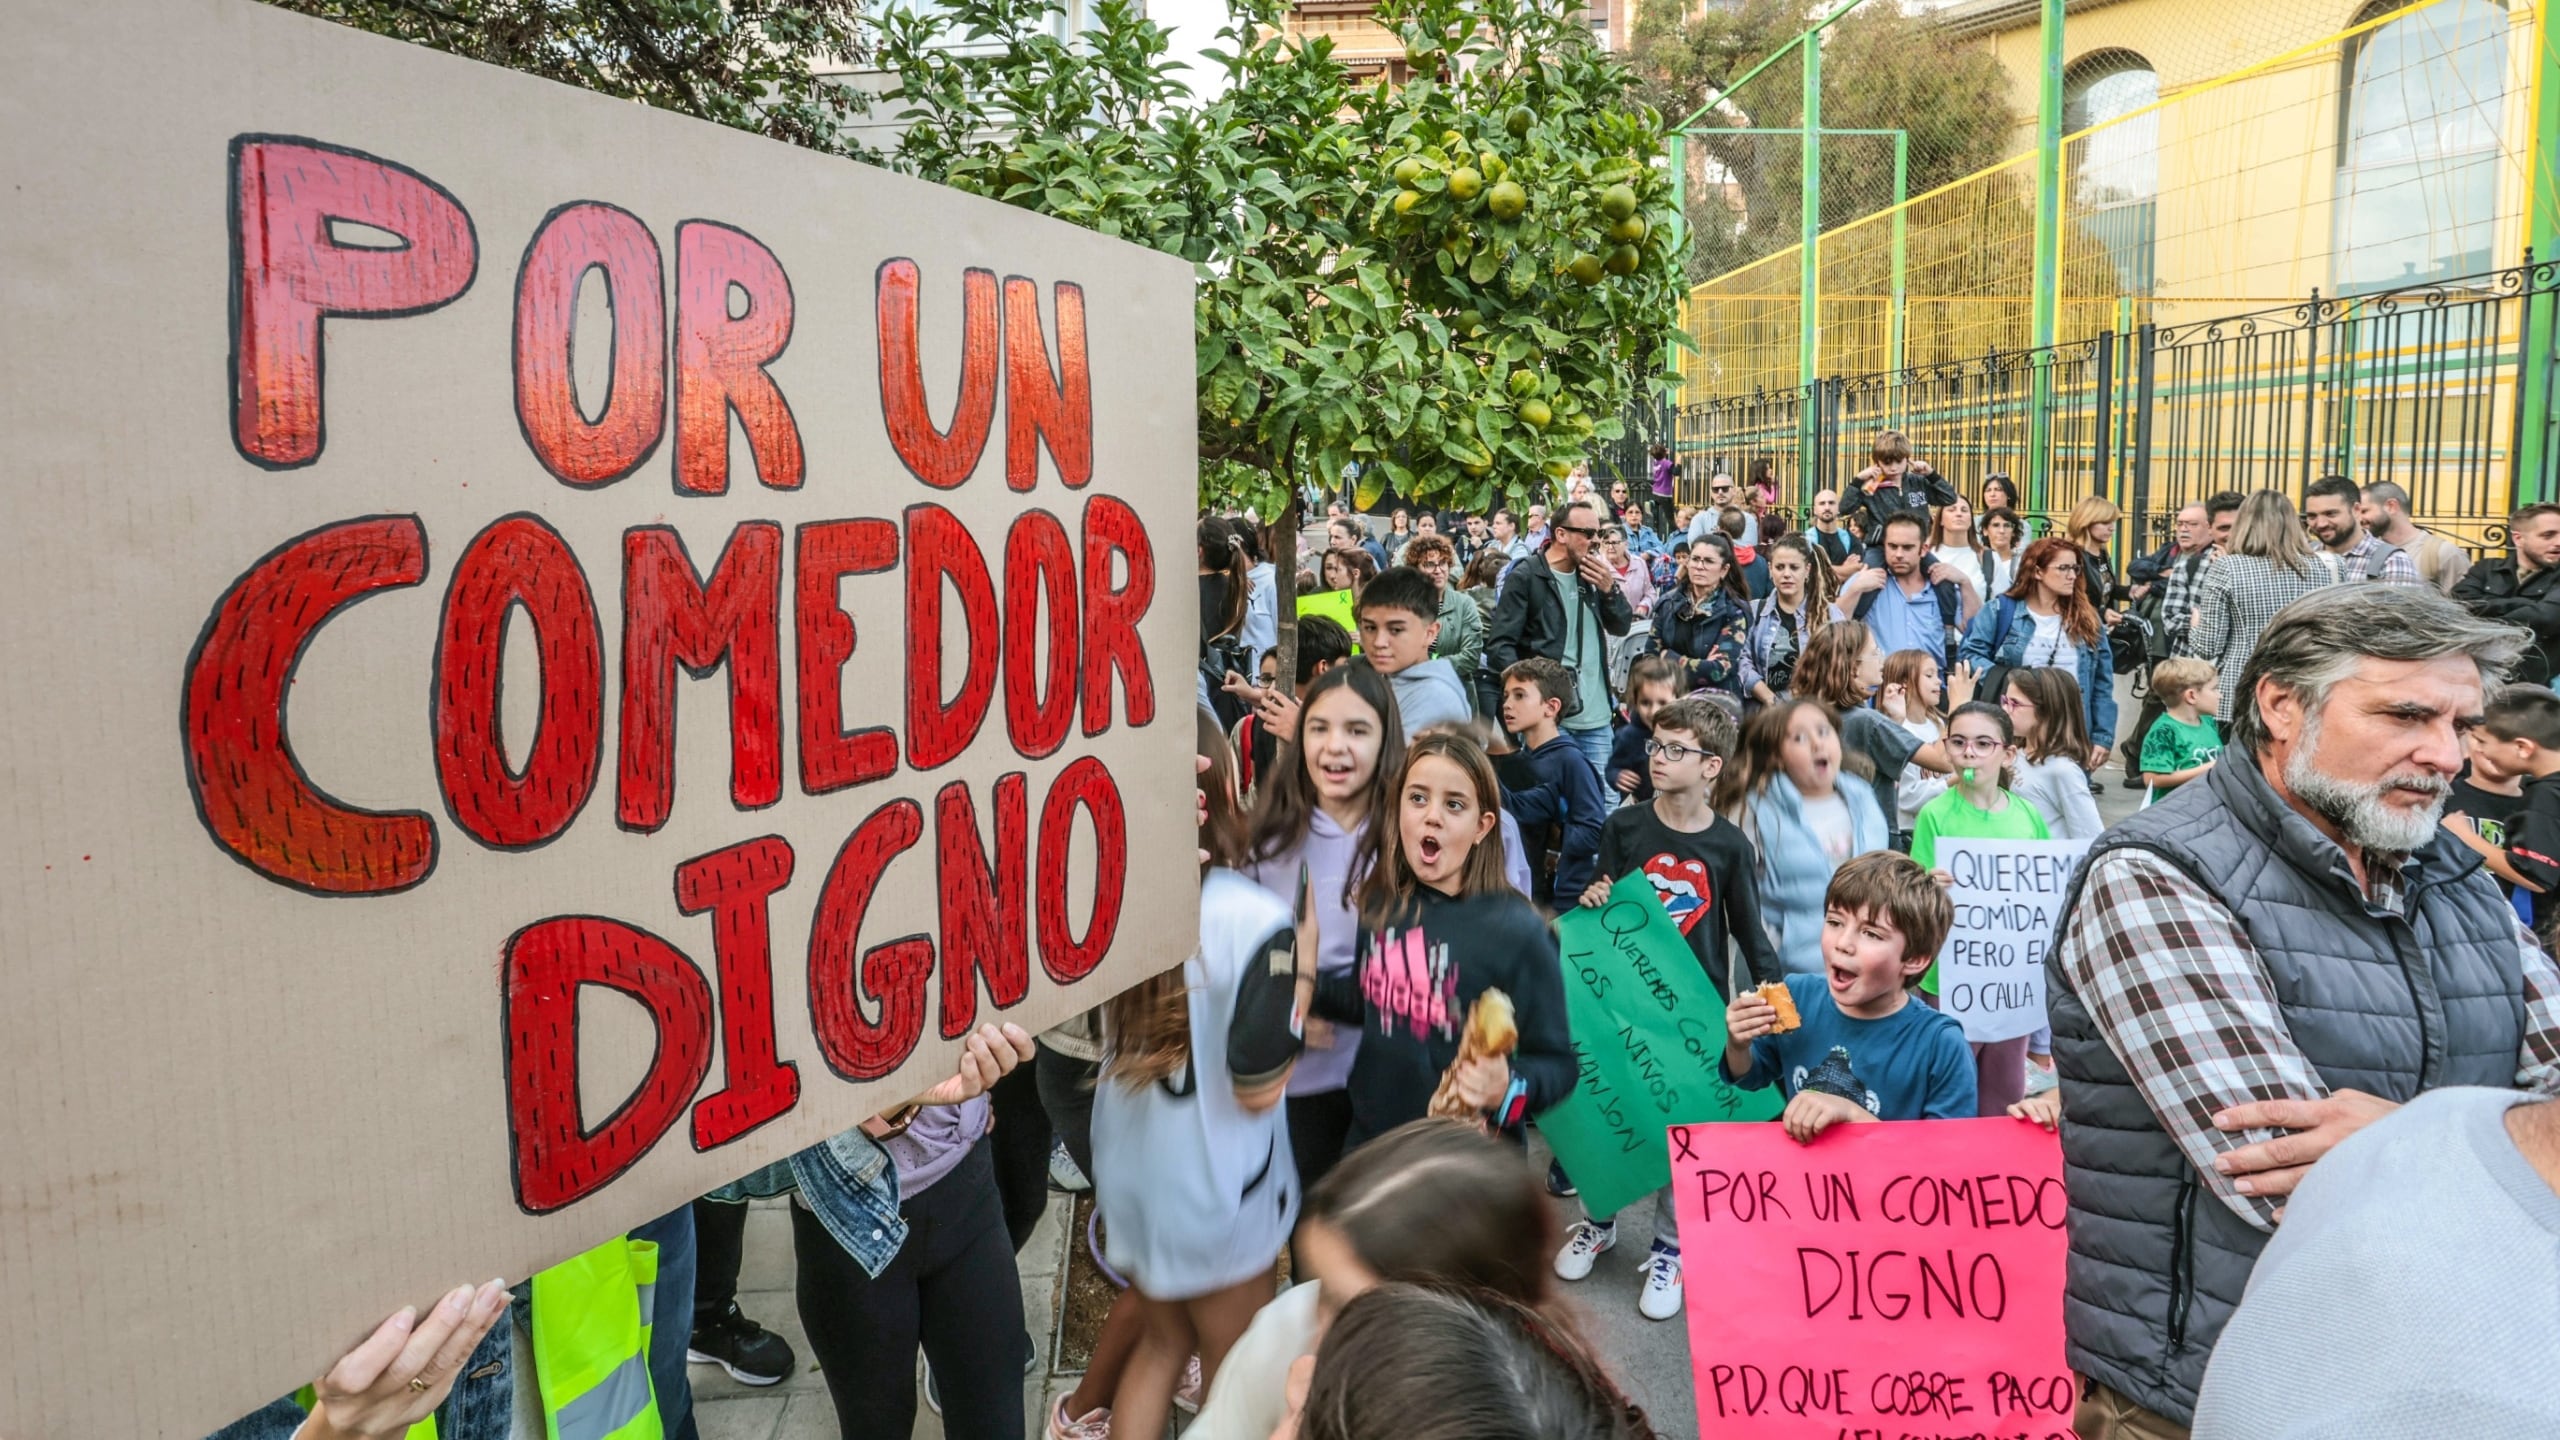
[1935,838,2091,1043]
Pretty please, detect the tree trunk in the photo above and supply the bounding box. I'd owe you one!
[1271,487,1301,691]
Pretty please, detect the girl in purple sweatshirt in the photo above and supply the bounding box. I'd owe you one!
[1243,662,1405,1195]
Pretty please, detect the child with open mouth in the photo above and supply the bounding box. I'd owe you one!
[1296,734,1577,1152]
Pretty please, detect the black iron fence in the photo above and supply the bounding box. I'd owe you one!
[1628,258,2560,556]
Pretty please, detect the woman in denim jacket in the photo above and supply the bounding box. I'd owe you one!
[1742,536,1842,710]
[1956,536,2120,769]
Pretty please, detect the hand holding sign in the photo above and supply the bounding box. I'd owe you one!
[1932,838,2091,1044]
[1540,872,1780,1219]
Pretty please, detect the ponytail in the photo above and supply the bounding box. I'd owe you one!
[1200,516,1251,641]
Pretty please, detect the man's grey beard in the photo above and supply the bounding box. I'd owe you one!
[2284,708,2451,853]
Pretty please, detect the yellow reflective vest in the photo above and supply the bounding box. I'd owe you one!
[295,1235,662,1440]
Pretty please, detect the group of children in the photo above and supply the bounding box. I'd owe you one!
[1081,514,2243,1435]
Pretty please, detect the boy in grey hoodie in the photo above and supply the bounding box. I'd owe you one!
[1356,566,1475,739]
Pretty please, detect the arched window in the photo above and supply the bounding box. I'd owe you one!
[2064,50,2160,293]
[2334,0,2507,294]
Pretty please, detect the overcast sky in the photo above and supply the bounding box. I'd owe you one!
[1150,0,1238,102]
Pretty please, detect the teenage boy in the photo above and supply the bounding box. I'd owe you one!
[1497,657,1607,910]
[1356,566,1474,739]
[2136,656,2223,796]
[2446,686,2560,929]
[1555,700,1783,1321]
[1724,851,1977,1143]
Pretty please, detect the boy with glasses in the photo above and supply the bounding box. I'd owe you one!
[1556,699,1779,1320]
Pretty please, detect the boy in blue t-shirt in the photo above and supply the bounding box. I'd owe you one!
[1723,851,1976,1141]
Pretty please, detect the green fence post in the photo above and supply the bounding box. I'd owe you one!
[2517,0,2560,502]
[1798,31,1823,490]
[1891,130,1909,379]
[2028,0,2064,511]
[1668,130,1687,408]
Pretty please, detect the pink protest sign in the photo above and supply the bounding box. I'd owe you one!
[1672,1117,2078,1440]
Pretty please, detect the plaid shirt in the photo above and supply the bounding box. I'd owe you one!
[2157,545,2214,655]
[2336,532,2422,585]
[2056,848,2560,1233]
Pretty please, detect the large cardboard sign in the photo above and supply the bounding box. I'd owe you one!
[1540,872,1779,1218]
[1673,1119,2077,1440]
[0,4,1198,1436]
[1934,839,2089,1044]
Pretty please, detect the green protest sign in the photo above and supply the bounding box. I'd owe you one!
[1541,870,1781,1218]
[1296,587,1359,650]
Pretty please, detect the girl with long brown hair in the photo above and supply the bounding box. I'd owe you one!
[1716,698,1888,976]
[1187,1118,1574,1440]
[1956,535,2119,773]
[1242,663,1405,1199]
[1999,668,2103,841]
[1088,708,1304,1440]
[1299,734,1575,1149]
[1744,534,1841,709]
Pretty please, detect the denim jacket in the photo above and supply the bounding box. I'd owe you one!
[788,1127,910,1278]
[1748,772,1890,976]
[1954,595,2120,751]
[208,1308,516,1440]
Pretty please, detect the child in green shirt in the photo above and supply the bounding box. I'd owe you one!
[2138,656,2222,801]
[1909,700,2048,1117]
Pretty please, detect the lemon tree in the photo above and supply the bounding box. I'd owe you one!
[876,0,1685,672]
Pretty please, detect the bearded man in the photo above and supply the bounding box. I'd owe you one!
[2047,583,2560,1440]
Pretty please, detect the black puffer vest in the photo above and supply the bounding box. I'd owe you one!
[2044,753,2526,1423]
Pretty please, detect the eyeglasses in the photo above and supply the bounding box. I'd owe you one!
[1946,734,2008,754]
[1554,524,1599,539]
[1998,694,2032,711]
[2045,563,2081,575]
[1645,739,1710,762]
[1710,485,1735,495]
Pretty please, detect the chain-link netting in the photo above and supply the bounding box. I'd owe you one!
[1681,0,2550,392]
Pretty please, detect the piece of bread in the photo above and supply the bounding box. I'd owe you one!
[1466,988,1519,1057]
[1429,989,1519,1122]
[1757,981,1801,1034]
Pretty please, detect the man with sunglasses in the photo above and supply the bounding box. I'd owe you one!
[1687,474,1759,548]
[1484,498,1634,772]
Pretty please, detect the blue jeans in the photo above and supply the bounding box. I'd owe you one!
[629,1204,701,1440]
[1563,722,1613,778]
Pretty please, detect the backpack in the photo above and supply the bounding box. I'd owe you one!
[1849,573,1963,645]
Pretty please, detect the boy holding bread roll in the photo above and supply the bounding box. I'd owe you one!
[1723,852,1976,1145]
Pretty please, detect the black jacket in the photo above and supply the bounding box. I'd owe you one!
[2455,556,2560,684]
[1480,555,1636,716]
[1839,469,1959,540]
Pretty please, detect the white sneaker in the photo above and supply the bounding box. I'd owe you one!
[1554,1221,1616,1281]
[1637,1250,1684,1320]
[1048,1142,1091,1193]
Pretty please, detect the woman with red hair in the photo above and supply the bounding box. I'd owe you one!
[1956,536,2118,771]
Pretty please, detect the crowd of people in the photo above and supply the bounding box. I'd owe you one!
[235,432,2560,1440]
